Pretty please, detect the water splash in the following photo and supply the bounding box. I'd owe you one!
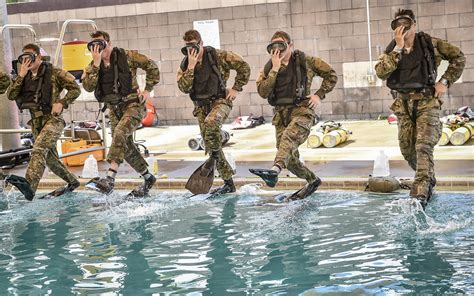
[386,195,473,237]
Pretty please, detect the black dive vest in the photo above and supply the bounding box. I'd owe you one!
[263,50,307,106]
[16,62,53,110]
[180,46,226,101]
[95,47,133,104]
[386,32,437,92]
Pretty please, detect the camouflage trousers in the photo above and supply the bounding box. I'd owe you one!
[273,104,316,183]
[194,98,234,181]
[391,96,443,198]
[108,102,148,174]
[26,115,78,193]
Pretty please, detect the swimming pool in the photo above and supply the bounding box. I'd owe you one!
[0,186,472,295]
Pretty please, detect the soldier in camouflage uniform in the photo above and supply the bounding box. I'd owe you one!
[0,71,10,94]
[177,30,250,196]
[375,9,465,207]
[82,30,160,197]
[6,43,81,199]
[251,31,338,201]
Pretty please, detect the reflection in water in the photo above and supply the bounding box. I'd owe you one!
[0,190,472,294]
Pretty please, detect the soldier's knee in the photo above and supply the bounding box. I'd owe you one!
[416,141,433,155]
[203,117,219,130]
[31,145,47,157]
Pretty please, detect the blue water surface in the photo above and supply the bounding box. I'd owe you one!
[0,185,472,295]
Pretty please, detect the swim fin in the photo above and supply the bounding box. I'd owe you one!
[249,168,278,187]
[38,180,80,200]
[275,177,321,202]
[185,157,216,195]
[85,176,115,195]
[1,173,34,201]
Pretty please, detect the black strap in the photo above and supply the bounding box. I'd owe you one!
[419,32,436,85]
[113,50,119,94]
[206,49,226,94]
[279,107,294,127]
[33,66,46,105]
[294,52,304,103]
[402,99,419,124]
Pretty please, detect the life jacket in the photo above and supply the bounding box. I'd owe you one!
[180,46,226,101]
[16,62,53,111]
[141,98,159,127]
[263,50,307,106]
[94,47,133,104]
[386,32,437,92]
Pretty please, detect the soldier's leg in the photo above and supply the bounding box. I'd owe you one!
[120,106,148,174]
[45,146,78,185]
[274,113,314,175]
[411,108,442,197]
[25,116,67,193]
[107,105,145,168]
[396,113,417,171]
[203,101,233,181]
[287,150,316,182]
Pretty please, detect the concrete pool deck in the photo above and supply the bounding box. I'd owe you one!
[4,120,474,191]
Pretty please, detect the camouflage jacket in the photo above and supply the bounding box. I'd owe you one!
[375,34,466,86]
[177,48,251,94]
[7,65,80,109]
[82,49,160,97]
[0,71,11,94]
[256,53,338,100]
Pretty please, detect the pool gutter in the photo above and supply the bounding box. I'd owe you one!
[36,177,474,192]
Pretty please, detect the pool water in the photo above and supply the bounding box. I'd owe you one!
[0,185,472,295]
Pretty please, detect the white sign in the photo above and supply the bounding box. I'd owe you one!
[193,19,220,49]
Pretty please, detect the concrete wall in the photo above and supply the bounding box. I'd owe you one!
[6,0,474,125]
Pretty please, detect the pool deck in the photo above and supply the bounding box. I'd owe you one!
[4,120,474,191]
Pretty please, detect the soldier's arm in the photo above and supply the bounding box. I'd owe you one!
[375,51,400,81]
[55,67,81,109]
[6,75,25,101]
[127,50,160,91]
[434,38,466,86]
[307,56,338,99]
[81,62,99,92]
[177,66,194,94]
[256,69,277,99]
[0,71,11,94]
[220,50,251,91]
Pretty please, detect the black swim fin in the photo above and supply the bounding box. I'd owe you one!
[281,177,322,202]
[185,157,216,195]
[249,168,279,187]
[1,173,34,201]
[38,180,80,200]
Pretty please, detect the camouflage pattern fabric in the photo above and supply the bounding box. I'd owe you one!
[5,66,81,194]
[256,53,337,181]
[194,98,234,181]
[273,105,316,182]
[7,66,81,109]
[390,97,442,198]
[0,71,10,94]
[82,49,160,97]
[177,49,250,93]
[375,36,465,85]
[376,36,465,198]
[177,49,250,182]
[108,103,148,173]
[26,115,78,193]
[256,54,338,100]
[82,48,159,172]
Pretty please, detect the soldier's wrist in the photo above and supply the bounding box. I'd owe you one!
[393,47,403,54]
[315,89,325,100]
[439,78,449,87]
